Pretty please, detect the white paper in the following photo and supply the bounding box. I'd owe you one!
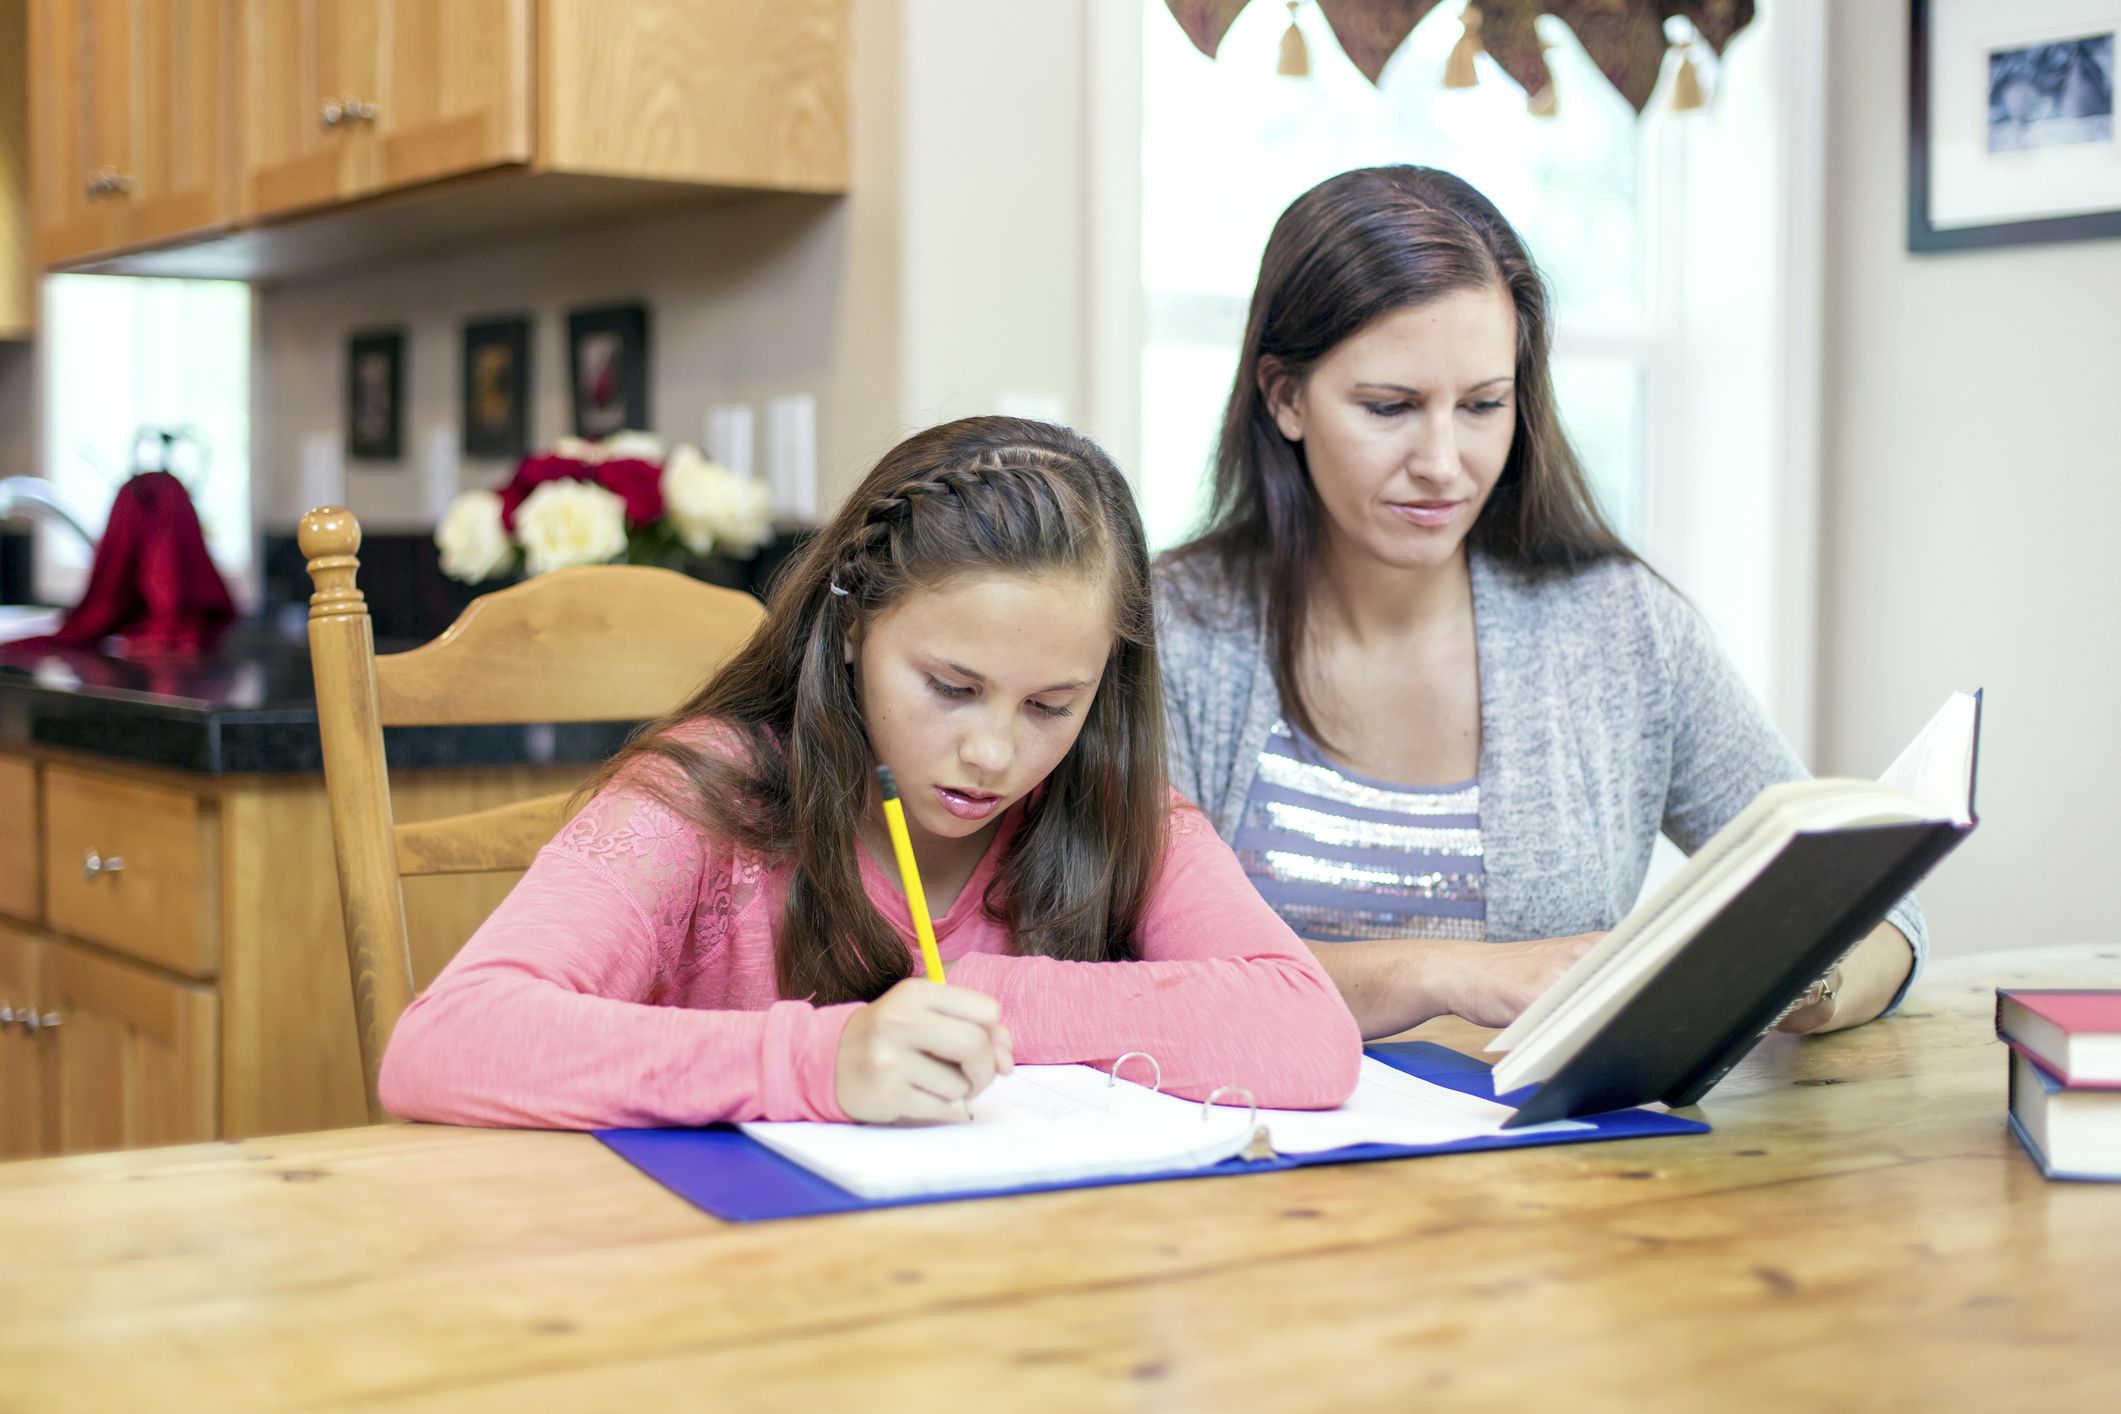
[741,1064,1255,1199]
[740,1057,1587,1200]
[1253,1057,1590,1153]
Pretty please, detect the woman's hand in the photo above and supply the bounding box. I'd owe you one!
[834,977,1014,1123]
[1773,921,1914,1035]
[1305,932,1602,1039]
[1773,967,1843,1035]
[1442,933,1602,1029]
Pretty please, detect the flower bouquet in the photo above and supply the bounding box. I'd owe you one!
[435,431,775,583]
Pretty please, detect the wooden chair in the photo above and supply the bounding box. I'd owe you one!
[299,507,766,1122]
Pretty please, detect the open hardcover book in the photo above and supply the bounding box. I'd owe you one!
[1487,690,1983,1126]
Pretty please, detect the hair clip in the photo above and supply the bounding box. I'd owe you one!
[829,577,849,597]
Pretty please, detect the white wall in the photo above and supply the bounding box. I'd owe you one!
[1819,1,2121,958]
[899,1,1088,431]
[254,0,1109,535]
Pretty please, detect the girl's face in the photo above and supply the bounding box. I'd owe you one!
[854,569,1113,853]
[1267,283,1519,576]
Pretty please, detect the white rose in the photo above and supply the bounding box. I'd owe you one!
[551,435,607,463]
[597,429,666,463]
[711,475,775,555]
[513,479,630,575]
[661,446,775,557]
[434,490,515,583]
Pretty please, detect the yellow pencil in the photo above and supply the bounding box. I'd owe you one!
[875,765,946,983]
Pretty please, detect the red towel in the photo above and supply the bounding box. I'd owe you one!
[7,472,236,657]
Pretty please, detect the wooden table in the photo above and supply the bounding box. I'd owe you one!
[6,946,2118,1411]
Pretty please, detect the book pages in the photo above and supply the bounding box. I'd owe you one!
[739,1058,1577,1199]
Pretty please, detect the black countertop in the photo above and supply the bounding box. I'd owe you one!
[0,622,638,775]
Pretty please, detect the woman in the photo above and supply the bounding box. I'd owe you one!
[1156,166,1922,1040]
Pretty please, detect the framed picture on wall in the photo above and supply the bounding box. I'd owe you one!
[346,329,405,461]
[1910,0,2121,251]
[566,303,650,438]
[461,316,532,459]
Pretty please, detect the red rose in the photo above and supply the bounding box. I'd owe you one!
[593,458,665,529]
[498,454,592,530]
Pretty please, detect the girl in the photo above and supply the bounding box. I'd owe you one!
[1157,166,1925,1040]
[381,416,1362,1128]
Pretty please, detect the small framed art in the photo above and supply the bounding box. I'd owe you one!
[1911,0,2121,251]
[567,303,650,438]
[346,329,405,461]
[461,316,531,459]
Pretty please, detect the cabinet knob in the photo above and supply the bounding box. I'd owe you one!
[321,99,345,128]
[0,1002,13,1027]
[83,167,131,198]
[82,849,125,881]
[350,98,378,123]
[18,1010,60,1035]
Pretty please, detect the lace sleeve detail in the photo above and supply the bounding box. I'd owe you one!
[550,780,714,944]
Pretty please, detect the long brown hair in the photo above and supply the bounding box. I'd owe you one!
[584,416,1167,1005]
[1163,165,1638,747]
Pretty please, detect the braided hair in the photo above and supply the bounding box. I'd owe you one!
[586,416,1167,1005]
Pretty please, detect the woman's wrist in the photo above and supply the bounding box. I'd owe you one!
[1406,937,1478,1027]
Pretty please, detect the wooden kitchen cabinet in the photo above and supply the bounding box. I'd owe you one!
[241,0,379,215]
[26,0,236,266]
[0,922,48,1158]
[241,0,530,220]
[42,766,220,979]
[1,0,33,337]
[368,0,533,194]
[40,0,847,278]
[0,755,39,918]
[0,745,580,1159]
[44,936,218,1154]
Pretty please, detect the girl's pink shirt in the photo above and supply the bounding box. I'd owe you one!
[378,754,1364,1129]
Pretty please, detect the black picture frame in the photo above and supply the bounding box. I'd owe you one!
[346,329,405,461]
[566,303,650,439]
[461,315,532,460]
[1909,0,2121,252]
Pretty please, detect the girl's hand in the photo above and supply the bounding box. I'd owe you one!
[834,978,1014,1124]
[1446,933,1601,1028]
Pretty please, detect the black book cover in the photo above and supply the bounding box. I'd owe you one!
[1500,693,1982,1128]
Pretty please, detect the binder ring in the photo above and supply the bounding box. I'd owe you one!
[1203,1084,1258,1130]
[1108,1051,1162,1093]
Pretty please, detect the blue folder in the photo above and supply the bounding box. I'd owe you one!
[595,1040,1710,1222]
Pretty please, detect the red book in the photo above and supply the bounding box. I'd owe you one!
[1996,989,2121,1088]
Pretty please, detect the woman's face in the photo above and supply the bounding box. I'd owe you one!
[853,569,1112,855]
[1268,283,1519,576]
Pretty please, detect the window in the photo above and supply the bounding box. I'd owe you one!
[38,275,252,604]
[1138,2,1675,551]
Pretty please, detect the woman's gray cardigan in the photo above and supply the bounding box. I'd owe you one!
[1153,550,1925,1008]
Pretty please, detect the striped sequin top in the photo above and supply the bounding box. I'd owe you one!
[1232,720,1486,944]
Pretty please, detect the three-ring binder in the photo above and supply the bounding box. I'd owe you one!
[1110,1051,1278,1161]
[600,1041,1714,1223]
